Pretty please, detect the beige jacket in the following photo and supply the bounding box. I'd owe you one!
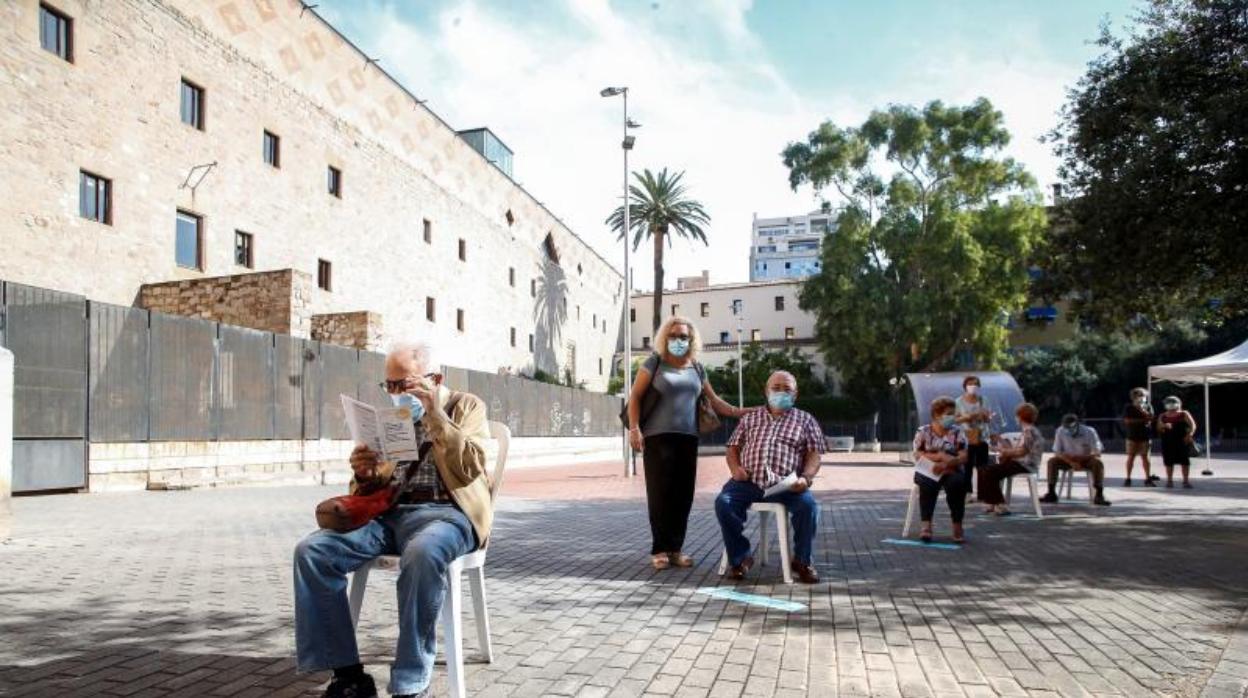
[350,387,494,547]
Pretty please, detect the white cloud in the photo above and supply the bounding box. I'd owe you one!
[323,1,1080,290]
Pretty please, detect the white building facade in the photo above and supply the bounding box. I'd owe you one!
[749,211,836,281]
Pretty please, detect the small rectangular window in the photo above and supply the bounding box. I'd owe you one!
[234,231,254,268]
[175,210,202,270]
[509,267,515,287]
[642,336,651,349]
[602,320,607,334]
[423,219,432,244]
[263,131,280,168]
[720,331,730,343]
[426,297,436,322]
[528,334,534,352]
[78,170,111,224]
[592,313,596,326]
[458,239,466,262]
[751,329,761,342]
[630,308,636,322]
[180,78,204,130]
[327,166,342,197]
[317,259,332,291]
[670,304,678,316]
[39,4,72,62]
[598,358,603,376]
[530,279,537,298]
[785,327,795,340]
[456,308,465,332]
[510,327,516,347]
[700,302,710,317]
[775,295,785,311]
[576,305,581,320]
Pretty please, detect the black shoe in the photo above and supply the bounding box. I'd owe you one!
[1201,469,1213,476]
[1148,474,1161,482]
[1144,479,1157,487]
[1183,482,1193,489]
[1039,493,1058,504]
[324,674,378,698]
[1094,495,1112,506]
[1123,478,1132,487]
[392,690,430,698]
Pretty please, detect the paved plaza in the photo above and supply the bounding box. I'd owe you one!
[2,454,1247,698]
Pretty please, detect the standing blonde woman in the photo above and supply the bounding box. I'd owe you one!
[627,316,750,570]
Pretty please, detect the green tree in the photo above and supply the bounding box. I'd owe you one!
[782,98,1047,401]
[606,168,710,334]
[707,343,829,402]
[1043,0,1248,328]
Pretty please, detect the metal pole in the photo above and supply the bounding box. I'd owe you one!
[1203,377,1213,476]
[735,303,744,408]
[622,89,634,478]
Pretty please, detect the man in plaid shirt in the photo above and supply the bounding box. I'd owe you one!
[715,371,825,583]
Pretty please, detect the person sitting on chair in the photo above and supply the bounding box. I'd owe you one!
[913,397,969,543]
[978,402,1044,515]
[1040,413,1111,506]
[715,370,825,584]
[293,341,493,698]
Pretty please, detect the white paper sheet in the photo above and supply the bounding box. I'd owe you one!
[341,394,421,462]
[914,456,941,482]
[763,471,799,498]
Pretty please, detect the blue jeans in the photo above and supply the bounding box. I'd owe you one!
[715,478,820,567]
[294,502,475,696]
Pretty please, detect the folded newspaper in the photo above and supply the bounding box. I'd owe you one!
[763,471,799,498]
[913,456,941,482]
[341,394,421,463]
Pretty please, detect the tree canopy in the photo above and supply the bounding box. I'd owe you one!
[783,98,1047,401]
[1043,0,1248,328]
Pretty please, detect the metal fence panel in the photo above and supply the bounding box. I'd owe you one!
[217,325,275,440]
[274,335,306,440]
[89,302,149,442]
[357,350,387,407]
[319,344,358,440]
[149,313,217,441]
[4,283,87,438]
[300,341,322,440]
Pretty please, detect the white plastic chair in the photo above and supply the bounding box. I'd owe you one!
[347,421,511,698]
[1003,471,1045,517]
[901,484,921,537]
[1058,467,1096,503]
[717,502,793,585]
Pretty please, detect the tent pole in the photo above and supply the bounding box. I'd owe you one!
[1203,377,1213,476]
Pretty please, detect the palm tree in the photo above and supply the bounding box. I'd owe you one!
[605,168,711,335]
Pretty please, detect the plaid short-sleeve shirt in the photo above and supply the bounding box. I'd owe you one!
[727,407,825,489]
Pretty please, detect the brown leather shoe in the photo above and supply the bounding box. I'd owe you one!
[790,561,819,584]
[726,555,754,580]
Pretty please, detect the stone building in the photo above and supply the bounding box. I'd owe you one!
[0,0,622,391]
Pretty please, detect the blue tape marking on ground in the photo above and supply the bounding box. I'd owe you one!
[695,587,807,612]
[881,538,962,550]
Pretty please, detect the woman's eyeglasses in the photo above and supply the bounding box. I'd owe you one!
[669,334,691,341]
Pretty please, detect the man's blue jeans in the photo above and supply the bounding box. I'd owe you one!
[294,502,475,696]
[715,478,820,567]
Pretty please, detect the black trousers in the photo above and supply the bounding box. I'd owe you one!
[915,469,966,524]
[965,442,990,495]
[642,433,700,555]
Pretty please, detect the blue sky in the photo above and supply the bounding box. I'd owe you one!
[319,0,1141,288]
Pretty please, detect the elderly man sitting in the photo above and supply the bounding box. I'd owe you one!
[1040,413,1112,506]
[715,370,825,584]
[293,342,492,698]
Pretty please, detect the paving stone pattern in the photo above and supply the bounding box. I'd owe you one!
[2,455,1247,697]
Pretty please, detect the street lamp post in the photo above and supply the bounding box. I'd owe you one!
[601,86,639,476]
[731,300,744,408]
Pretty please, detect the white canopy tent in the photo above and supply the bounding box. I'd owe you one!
[1148,338,1248,474]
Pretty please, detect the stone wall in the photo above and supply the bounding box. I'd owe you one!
[311,311,383,350]
[138,269,312,337]
[0,0,622,392]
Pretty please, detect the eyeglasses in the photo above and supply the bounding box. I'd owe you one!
[379,373,437,393]
[669,334,690,341]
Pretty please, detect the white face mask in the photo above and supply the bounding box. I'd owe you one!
[966,385,980,396]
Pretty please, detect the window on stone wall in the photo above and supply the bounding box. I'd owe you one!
[576,305,581,321]
[509,267,515,287]
[180,78,204,130]
[234,231,254,269]
[543,232,560,265]
[39,4,72,62]
[602,319,607,334]
[458,238,466,262]
[671,304,679,316]
[751,329,761,342]
[528,334,534,352]
[592,312,596,326]
[79,170,110,225]
[327,165,342,197]
[598,358,603,376]
[642,336,651,349]
[317,259,332,291]
[701,302,710,317]
[530,278,536,298]
[456,308,465,332]
[775,295,785,311]
[630,308,636,322]
[426,297,436,322]
[785,327,796,340]
[263,130,280,168]
[720,331,730,343]
[423,218,432,244]
[175,210,202,270]
[505,209,515,226]
[510,327,516,347]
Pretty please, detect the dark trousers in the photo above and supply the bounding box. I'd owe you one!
[1046,456,1105,491]
[714,478,820,567]
[915,470,966,523]
[965,442,990,495]
[977,461,1030,505]
[642,433,700,554]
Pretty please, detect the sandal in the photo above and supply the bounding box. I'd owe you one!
[952,524,966,544]
[668,552,694,568]
[651,553,670,570]
[919,523,933,543]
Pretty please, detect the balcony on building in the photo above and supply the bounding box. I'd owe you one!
[458,127,514,178]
